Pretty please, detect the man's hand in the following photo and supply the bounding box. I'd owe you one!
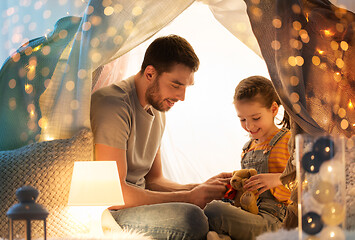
[189,172,232,208]
[243,173,282,196]
[204,172,232,185]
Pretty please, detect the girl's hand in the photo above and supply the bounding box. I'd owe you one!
[243,173,282,196]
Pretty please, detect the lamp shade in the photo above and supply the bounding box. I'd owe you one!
[68,161,124,207]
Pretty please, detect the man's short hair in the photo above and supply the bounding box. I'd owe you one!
[140,35,199,74]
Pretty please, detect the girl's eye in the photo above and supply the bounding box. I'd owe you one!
[253,117,261,121]
[240,119,246,122]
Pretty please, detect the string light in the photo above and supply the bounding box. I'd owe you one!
[43,135,54,141]
[316,49,324,55]
[321,29,334,37]
[33,44,42,52]
[24,84,30,91]
[305,12,309,22]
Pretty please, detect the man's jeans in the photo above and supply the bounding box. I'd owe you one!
[110,202,209,240]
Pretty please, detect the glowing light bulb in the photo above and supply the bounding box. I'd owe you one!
[319,160,344,183]
[312,181,336,204]
[322,202,345,226]
[28,65,35,72]
[319,226,345,240]
[334,72,341,82]
[305,12,309,22]
[25,83,33,93]
[322,29,334,37]
[33,44,42,52]
[348,100,354,109]
[44,135,54,141]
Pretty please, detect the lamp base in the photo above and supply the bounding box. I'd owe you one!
[68,206,110,237]
[87,206,107,237]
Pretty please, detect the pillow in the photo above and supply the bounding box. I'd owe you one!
[0,128,93,238]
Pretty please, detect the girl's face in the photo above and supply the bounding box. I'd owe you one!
[235,99,279,143]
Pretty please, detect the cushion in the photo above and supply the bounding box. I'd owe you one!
[0,128,93,238]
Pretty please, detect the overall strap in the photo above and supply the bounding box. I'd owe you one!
[241,139,253,159]
[268,127,289,147]
[260,127,289,155]
[242,139,253,151]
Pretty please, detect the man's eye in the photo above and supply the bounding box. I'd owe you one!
[171,84,179,89]
[240,119,246,122]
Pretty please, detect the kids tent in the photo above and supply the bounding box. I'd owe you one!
[0,0,354,235]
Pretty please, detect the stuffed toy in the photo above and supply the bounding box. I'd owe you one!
[223,168,259,214]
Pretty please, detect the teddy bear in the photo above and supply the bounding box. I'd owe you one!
[223,168,259,214]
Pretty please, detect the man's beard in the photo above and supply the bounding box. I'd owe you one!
[145,76,167,112]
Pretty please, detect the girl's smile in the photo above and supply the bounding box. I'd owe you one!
[235,100,279,143]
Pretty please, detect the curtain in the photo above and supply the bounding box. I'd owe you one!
[1,0,353,144]
[0,0,195,150]
[242,0,354,227]
[38,0,196,141]
[244,0,354,137]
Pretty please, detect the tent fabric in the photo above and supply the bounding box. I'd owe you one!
[0,0,195,150]
[0,16,82,150]
[38,0,195,142]
[0,0,353,149]
[244,0,354,228]
[0,0,281,150]
[245,0,355,137]
[207,0,262,57]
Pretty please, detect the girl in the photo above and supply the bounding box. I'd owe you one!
[204,76,291,240]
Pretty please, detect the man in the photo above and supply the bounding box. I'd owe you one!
[90,35,231,239]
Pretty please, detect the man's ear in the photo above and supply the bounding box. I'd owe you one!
[144,65,157,83]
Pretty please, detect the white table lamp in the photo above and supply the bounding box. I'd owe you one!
[68,161,125,237]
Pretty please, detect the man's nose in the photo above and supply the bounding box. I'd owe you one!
[176,88,186,101]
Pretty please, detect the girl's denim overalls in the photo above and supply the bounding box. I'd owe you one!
[241,128,288,221]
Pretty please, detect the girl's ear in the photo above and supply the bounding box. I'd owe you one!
[144,65,157,83]
[271,101,279,117]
